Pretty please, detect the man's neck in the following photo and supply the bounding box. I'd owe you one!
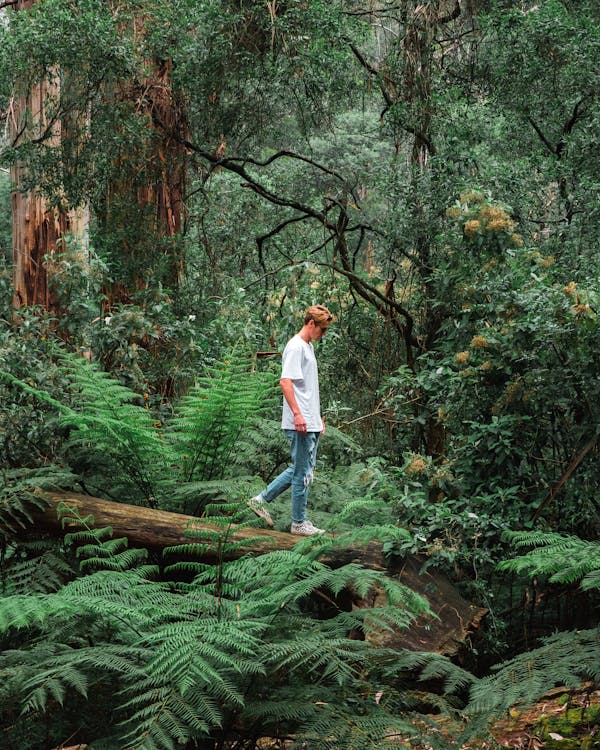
[298,325,312,343]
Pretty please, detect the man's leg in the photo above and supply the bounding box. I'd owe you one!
[249,439,295,526]
[261,463,294,503]
[289,431,319,524]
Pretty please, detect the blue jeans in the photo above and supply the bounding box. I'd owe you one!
[261,430,320,524]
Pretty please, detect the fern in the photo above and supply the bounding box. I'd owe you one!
[0,466,75,537]
[0,369,457,750]
[161,352,277,513]
[0,487,438,750]
[498,529,600,590]
[442,529,600,745]
[0,348,277,514]
[465,627,600,717]
[56,349,170,504]
[56,501,150,576]
[0,468,79,595]
[2,540,74,595]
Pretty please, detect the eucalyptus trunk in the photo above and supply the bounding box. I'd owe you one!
[10,0,88,313]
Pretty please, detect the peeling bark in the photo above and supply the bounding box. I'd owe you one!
[9,0,88,313]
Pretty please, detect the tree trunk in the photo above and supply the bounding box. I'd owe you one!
[9,17,89,313]
[97,49,188,302]
[27,489,486,656]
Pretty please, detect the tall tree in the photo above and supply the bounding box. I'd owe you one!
[8,0,88,311]
[3,0,188,311]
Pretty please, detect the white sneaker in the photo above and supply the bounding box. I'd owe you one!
[247,495,274,527]
[290,520,325,536]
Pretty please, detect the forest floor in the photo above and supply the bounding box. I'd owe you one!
[415,684,600,750]
[251,684,600,749]
[50,685,600,750]
[477,684,600,749]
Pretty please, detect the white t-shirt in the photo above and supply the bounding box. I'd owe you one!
[280,334,322,432]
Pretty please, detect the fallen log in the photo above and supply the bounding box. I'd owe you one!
[24,490,486,657]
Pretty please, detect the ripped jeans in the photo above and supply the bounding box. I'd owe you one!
[261,430,320,524]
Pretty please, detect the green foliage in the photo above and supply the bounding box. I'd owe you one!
[0,316,71,467]
[0,468,78,596]
[55,348,168,501]
[0,498,432,750]
[0,171,11,268]
[466,628,600,715]
[498,530,600,592]
[165,351,277,484]
[0,346,278,512]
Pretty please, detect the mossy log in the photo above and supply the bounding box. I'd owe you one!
[27,490,486,657]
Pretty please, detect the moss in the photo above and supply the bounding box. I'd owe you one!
[537,705,600,749]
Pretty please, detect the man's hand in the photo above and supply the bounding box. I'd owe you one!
[294,413,307,433]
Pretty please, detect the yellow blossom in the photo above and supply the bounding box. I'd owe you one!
[563,281,577,296]
[482,259,499,270]
[405,455,428,475]
[479,205,507,222]
[539,255,555,268]
[486,219,512,232]
[471,335,489,349]
[464,220,481,237]
[570,303,594,318]
[455,351,470,365]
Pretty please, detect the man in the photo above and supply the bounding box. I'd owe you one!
[249,304,333,535]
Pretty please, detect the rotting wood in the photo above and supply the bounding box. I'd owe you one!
[26,490,487,656]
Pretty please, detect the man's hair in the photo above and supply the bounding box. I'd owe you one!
[304,304,333,326]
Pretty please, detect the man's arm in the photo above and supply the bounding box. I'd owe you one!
[280,378,307,433]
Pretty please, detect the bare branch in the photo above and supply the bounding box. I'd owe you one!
[349,44,394,109]
[226,150,355,198]
[532,434,598,522]
[527,116,557,155]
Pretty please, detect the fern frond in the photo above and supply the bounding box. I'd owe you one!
[380,649,476,695]
[118,680,220,749]
[75,536,129,558]
[0,593,83,632]
[1,355,168,503]
[268,634,368,682]
[165,351,277,488]
[1,541,74,594]
[57,350,169,499]
[292,700,423,750]
[144,618,262,699]
[162,476,255,513]
[79,547,149,573]
[467,627,600,714]
[581,567,600,591]
[499,530,600,589]
[22,657,91,712]
[0,467,65,539]
[58,502,151,575]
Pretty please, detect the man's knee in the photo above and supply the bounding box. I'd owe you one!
[302,468,315,488]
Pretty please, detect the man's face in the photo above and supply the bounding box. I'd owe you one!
[309,319,329,341]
